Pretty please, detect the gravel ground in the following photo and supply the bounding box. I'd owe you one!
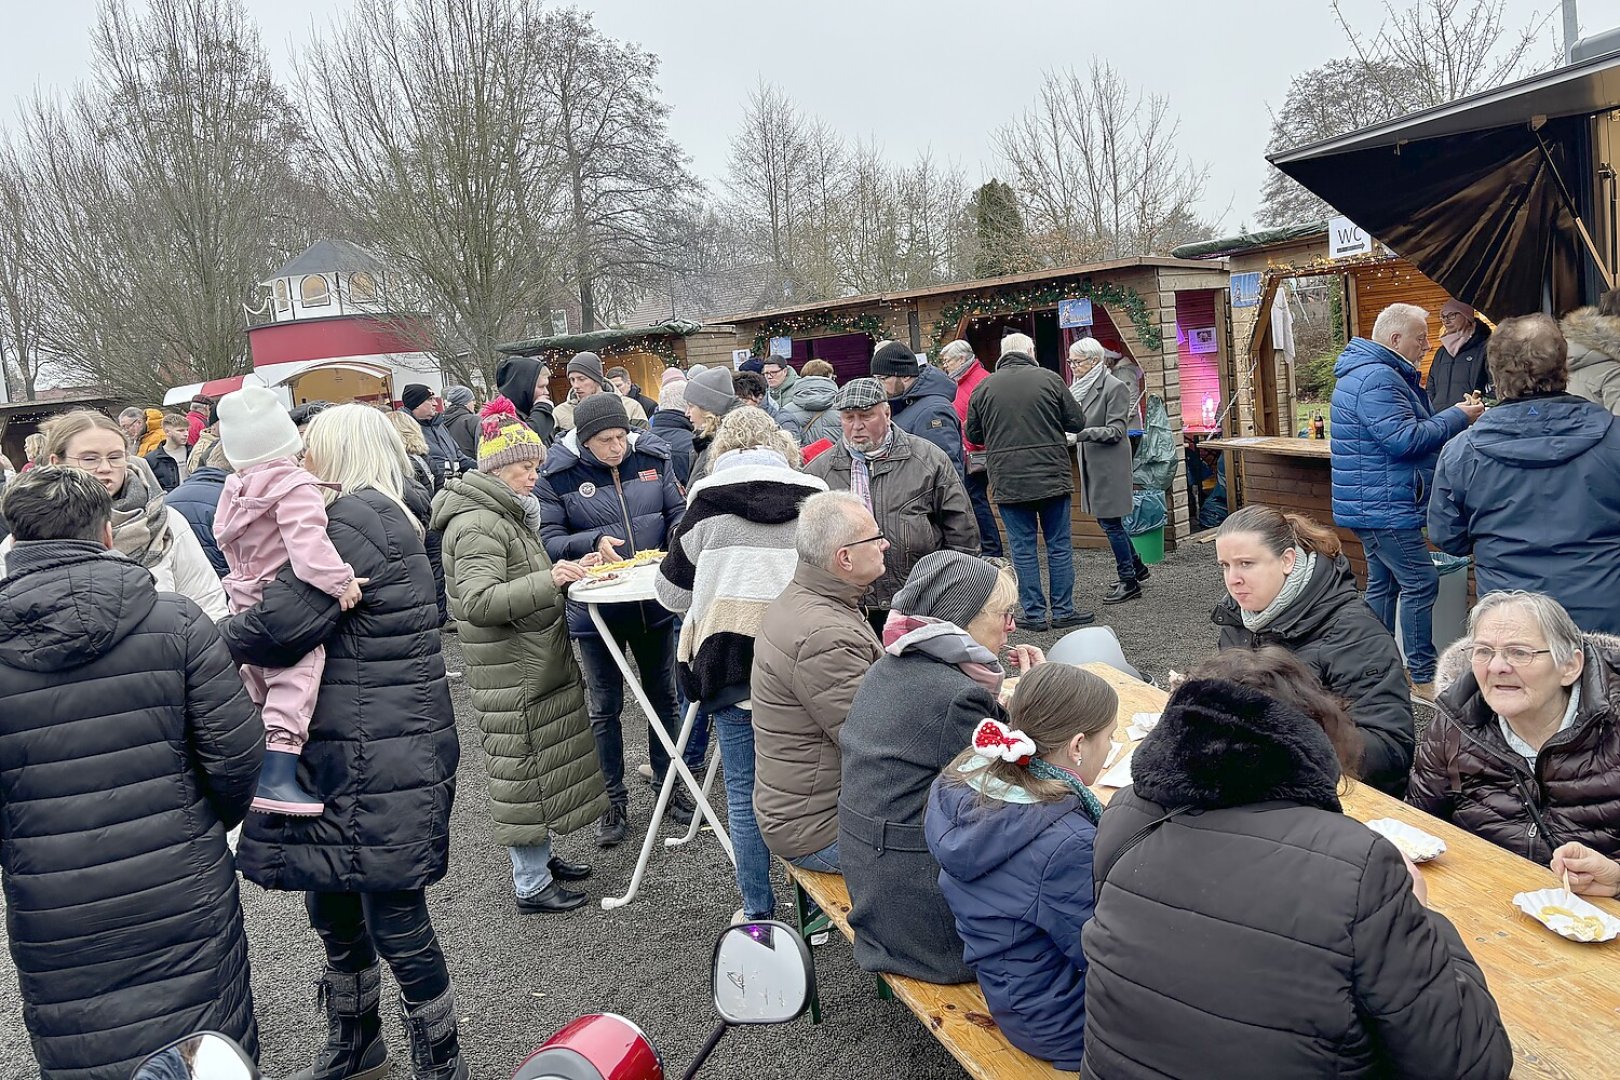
[0,545,1239,1079]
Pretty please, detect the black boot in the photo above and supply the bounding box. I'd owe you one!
[1103,581,1143,604]
[289,965,390,1080]
[595,803,628,848]
[399,987,469,1080]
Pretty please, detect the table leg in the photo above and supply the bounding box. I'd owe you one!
[591,604,734,912]
[667,743,722,849]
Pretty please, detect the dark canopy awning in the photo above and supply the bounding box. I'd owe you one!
[1270,50,1620,319]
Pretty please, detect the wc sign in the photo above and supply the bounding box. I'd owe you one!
[1328,216,1374,260]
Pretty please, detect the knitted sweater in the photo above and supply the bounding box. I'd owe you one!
[654,462,826,710]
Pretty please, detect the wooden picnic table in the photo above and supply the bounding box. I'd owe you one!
[1079,662,1620,1080]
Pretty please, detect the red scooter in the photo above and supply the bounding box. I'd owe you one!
[130,920,815,1080]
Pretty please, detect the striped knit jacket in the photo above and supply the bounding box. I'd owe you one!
[654,459,827,711]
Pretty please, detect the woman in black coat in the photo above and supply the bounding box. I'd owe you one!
[1081,649,1511,1080]
[222,405,464,1080]
[1211,505,1415,794]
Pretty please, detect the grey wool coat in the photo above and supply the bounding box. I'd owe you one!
[1071,369,1135,519]
[431,471,608,846]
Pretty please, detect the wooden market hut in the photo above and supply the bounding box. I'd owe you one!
[494,320,741,406]
[720,257,1234,547]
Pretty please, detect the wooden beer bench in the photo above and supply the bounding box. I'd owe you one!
[784,862,1072,1080]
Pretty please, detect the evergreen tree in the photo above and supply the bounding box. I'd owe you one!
[972,179,1029,277]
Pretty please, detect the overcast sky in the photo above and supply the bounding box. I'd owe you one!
[4,0,1618,230]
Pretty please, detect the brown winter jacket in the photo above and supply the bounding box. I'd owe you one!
[1408,635,1620,864]
[750,560,883,859]
[805,426,978,611]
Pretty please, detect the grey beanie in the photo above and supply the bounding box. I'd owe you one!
[567,351,611,390]
[685,365,739,415]
[444,384,474,408]
[891,550,1001,626]
[573,392,631,443]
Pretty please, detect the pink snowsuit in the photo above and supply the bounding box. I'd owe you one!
[214,457,356,749]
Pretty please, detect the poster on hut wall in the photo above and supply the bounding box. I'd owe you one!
[1058,298,1093,328]
[1187,327,1219,354]
[1231,272,1262,308]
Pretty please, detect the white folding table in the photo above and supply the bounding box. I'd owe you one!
[569,563,732,910]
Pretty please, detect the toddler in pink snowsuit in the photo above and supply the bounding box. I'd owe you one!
[215,387,363,816]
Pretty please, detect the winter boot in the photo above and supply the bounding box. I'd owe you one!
[400,987,470,1080]
[288,964,390,1080]
[253,747,325,816]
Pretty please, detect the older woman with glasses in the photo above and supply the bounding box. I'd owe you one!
[1409,590,1620,875]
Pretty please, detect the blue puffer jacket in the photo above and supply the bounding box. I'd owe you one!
[1431,393,1620,634]
[892,365,965,475]
[1330,337,1469,529]
[164,466,229,577]
[537,429,684,636]
[925,766,1096,1072]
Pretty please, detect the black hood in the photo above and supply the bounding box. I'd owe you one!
[0,544,158,673]
[1133,678,1343,812]
[495,355,545,416]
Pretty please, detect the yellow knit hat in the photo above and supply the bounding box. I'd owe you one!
[477,397,546,471]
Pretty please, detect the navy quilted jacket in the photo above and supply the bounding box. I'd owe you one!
[1329,337,1469,529]
[165,466,229,577]
[891,364,965,475]
[537,429,684,636]
[926,775,1096,1072]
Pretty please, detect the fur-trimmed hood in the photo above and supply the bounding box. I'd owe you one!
[1132,678,1343,812]
[1560,307,1620,372]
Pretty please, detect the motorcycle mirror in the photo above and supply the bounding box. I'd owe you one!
[131,1032,257,1080]
[710,920,814,1026]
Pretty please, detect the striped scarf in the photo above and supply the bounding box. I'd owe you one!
[846,424,896,512]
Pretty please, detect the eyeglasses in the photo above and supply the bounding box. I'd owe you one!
[68,453,127,469]
[1001,607,1018,629]
[1469,645,1553,668]
[844,533,885,548]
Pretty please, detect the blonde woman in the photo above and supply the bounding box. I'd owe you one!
[681,365,741,483]
[387,408,437,493]
[1,411,227,618]
[220,404,464,1080]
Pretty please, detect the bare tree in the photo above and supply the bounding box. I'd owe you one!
[301,0,569,386]
[0,149,52,401]
[997,63,1213,263]
[726,82,811,275]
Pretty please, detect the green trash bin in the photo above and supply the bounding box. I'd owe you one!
[1124,490,1167,564]
[1129,526,1165,565]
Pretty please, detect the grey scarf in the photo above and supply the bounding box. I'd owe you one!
[110,468,173,570]
[516,492,544,534]
[1240,547,1315,633]
[1070,362,1107,405]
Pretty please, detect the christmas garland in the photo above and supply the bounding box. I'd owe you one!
[750,312,892,359]
[930,279,1162,354]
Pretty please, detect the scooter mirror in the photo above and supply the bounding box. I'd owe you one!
[710,920,815,1026]
[131,1032,257,1079]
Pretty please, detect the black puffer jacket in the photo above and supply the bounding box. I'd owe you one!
[0,541,264,1079]
[1212,552,1415,794]
[1081,679,1512,1080]
[225,490,459,892]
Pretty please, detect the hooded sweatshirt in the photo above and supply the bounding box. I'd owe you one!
[1430,392,1620,634]
[890,364,965,474]
[495,354,557,444]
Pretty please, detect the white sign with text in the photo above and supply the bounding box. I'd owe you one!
[1328,216,1374,260]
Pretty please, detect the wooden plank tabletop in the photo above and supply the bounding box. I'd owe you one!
[1079,662,1620,1080]
[1203,435,1334,459]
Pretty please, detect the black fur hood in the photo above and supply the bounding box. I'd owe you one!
[1132,678,1343,812]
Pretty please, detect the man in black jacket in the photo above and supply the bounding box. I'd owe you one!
[0,466,264,1079]
[441,384,481,460]
[495,354,558,444]
[401,384,476,483]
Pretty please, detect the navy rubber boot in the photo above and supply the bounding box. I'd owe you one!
[252,748,325,816]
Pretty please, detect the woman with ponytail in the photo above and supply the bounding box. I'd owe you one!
[924,663,1119,1071]
[1211,505,1414,794]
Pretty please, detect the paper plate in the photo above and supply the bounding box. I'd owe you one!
[570,573,624,593]
[1364,818,1446,863]
[1095,745,1133,788]
[1512,887,1620,943]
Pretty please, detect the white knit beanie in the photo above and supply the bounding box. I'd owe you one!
[217,386,303,470]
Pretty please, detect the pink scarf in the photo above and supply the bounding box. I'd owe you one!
[883,612,1006,696]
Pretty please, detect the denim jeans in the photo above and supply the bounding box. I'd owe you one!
[788,840,841,874]
[1353,527,1438,682]
[1000,495,1076,622]
[579,625,702,806]
[964,468,1004,557]
[306,888,450,1003]
[508,839,554,899]
[1097,516,1147,585]
[712,705,775,918]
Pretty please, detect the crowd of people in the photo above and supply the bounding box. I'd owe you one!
[0,311,1615,1080]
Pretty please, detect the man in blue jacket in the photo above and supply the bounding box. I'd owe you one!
[1330,303,1483,701]
[871,341,964,476]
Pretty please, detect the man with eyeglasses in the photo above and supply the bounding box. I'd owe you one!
[806,377,978,635]
[751,491,889,875]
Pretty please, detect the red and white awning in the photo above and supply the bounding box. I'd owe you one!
[164,358,395,406]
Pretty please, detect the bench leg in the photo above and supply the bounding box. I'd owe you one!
[791,877,824,1025]
[876,974,894,1001]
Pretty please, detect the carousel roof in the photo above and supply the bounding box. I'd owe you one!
[268,239,387,281]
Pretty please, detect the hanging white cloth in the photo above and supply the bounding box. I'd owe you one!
[1271,282,1297,365]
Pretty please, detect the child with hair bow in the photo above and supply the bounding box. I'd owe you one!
[923,662,1120,1072]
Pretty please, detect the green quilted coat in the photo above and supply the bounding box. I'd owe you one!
[430,471,607,846]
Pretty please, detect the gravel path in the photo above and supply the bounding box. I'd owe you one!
[0,545,1231,1079]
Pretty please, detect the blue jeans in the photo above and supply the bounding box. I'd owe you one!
[508,839,554,899]
[1000,495,1076,622]
[788,840,840,874]
[712,705,775,918]
[964,468,1003,557]
[1353,527,1438,682]
[1097,516,1146,585]
[578,626,705,806]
